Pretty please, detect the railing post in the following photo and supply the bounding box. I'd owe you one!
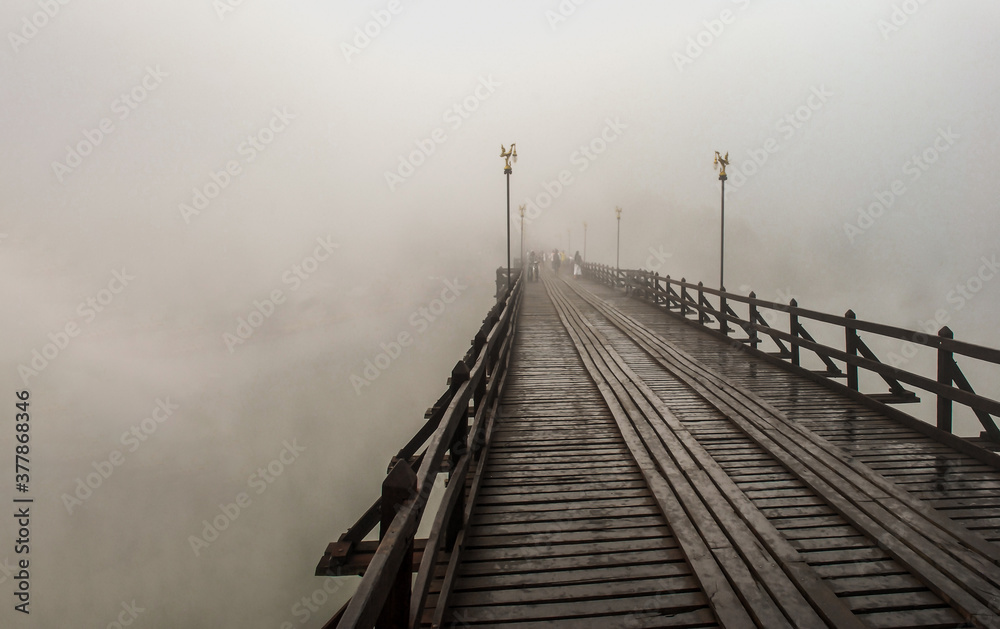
[680,278,689,317]
[789,299,800,367]
[937,326,954,433]
[719,288,728,334]
[697,282,707,324]
[748,292,760,349]
[653,272,660,306]
[665,275,672,310]
[845,310,859,391]
[378,460,417,629]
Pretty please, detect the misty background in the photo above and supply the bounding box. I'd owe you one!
[2,0,999,626]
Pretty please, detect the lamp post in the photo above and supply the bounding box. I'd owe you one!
[714,151,728,291]
[519,204,525,269]
[615,206,622,275]
[500,143,517,291]
[583,221,587,262]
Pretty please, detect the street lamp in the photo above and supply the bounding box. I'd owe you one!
[714,151,728,291]
[519,204,526,270]
[615,206,622,276]
[500,143,517,291]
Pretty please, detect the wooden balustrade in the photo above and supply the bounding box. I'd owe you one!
[316,273,524,628]
[583,262,1000,446]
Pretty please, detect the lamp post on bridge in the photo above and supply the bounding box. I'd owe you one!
[714,151,729,292]
[615,206,622,275]
[500,143,517,291]
[519,204,525,270]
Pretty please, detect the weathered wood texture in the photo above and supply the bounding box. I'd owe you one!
[580,277,1000,547]
[433,278,722,628]
[428,272,1000,628]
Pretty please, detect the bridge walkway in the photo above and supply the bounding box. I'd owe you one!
[432,272,1000,628]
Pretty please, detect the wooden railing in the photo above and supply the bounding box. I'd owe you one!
[316,273,523,628]
[583,263,1000,447]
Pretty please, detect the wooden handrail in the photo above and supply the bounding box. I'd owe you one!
[318,272,524,628]
[584,262,1000,443]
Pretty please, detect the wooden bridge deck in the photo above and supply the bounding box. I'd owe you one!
[431,272,1000,628]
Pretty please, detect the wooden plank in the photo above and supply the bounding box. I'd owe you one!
[468,515,667,537]
[448,574,702,607]
[447,591,708,623]
[857,607,967,629]
[439,607,718,629]
[456,546,687,577]
[471,504,661,527]
[472,487,653,506]
[453,560,694,591]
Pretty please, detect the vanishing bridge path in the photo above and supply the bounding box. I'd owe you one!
[319,268,1000,629]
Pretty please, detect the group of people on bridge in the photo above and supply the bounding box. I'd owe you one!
[525,249,582,282]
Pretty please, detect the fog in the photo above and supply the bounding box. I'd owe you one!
[2,1,999,626]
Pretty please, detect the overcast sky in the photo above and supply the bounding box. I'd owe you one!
[3,1,1000,626]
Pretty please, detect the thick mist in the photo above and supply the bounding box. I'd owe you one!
[2,1,999,626]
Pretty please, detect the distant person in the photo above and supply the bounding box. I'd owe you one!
[552,248,560,273]
[573,251,582,279]
[528,250,539,281]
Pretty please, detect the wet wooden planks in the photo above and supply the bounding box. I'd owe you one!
[582,278,1000,545]
[435,279,720,628]
[567,277,1000,626]
[569,319,971,626]
[429,275,1000,627]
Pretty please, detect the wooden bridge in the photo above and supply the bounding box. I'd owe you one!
[316,264,1000,629]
